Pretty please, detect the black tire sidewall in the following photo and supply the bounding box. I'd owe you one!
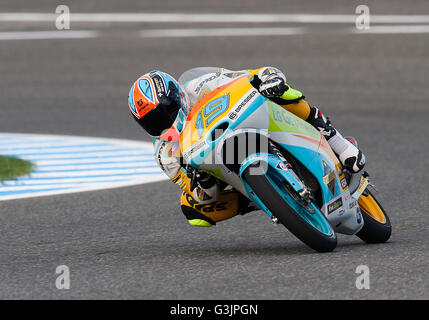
[243,165,337,252]
[356,191,392,243]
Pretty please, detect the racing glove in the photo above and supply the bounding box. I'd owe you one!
[257,67,288,98]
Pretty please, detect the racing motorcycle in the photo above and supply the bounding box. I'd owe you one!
[179,76,391,252]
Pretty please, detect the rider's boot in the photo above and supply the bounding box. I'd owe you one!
[307,106,366,173]
[180,190,239,227]
[180,190,258,227]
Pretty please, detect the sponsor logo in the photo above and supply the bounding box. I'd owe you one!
[194,74,221,94]
[338,209,345,216]
[183,140,208,161]
[349,200,357,209]
[229,112,237,120]
[271,109,313,133]
[328,197,343,214]
[227,89,258,120]
[356,207,362,224]
[151,73,166,98]
[235,90,257,113]
[276,161,289,171]
[341,178,348,189]
[135,98,153,116]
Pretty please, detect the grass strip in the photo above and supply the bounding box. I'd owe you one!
[0,155,35,181]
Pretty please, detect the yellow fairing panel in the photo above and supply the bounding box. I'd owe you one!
[180,76,255,155]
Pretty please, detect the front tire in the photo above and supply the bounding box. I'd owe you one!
[243,164,337,253]
[356,190,391,243]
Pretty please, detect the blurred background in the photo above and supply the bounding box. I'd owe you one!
[0,0,428,299]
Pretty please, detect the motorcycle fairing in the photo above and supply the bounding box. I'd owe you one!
[180,76,363,234]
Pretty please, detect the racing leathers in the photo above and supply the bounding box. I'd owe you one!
[153,67,365,227]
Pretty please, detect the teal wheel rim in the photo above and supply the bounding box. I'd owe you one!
[267,172,333,236]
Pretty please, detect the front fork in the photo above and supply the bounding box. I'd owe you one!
[239,143,309,219]
[347,170,370,200]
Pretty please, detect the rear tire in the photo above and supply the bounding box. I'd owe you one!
[243,164,337,253]
[356,191,391,243]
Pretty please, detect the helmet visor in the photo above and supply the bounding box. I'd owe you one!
[135,99,180,137]
[134,83,183,137]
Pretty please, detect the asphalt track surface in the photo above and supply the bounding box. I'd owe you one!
[0,0,428,299]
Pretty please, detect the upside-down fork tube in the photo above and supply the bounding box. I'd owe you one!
[351,175,369,200]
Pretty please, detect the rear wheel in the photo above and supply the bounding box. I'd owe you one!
[243,163,337,252]
[356,190,391,243]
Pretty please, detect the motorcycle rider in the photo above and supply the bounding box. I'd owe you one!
[128,67,366,227]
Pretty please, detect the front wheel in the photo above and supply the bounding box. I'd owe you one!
[243,164,337,253]
[356,190,391,243]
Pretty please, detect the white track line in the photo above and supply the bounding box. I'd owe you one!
[29,167,162,178]
[0,176,168,201]
[7,150,152,160]
[35,156,154,165]
[1,145,135,153]
[1,182,127,192]
[0,30,98,40]
[2,13,429,24]
[352,25,429,33]
[36,163,158,171]
[1,175,149,185]
[0,133,152,147]
[141,27,304,38]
